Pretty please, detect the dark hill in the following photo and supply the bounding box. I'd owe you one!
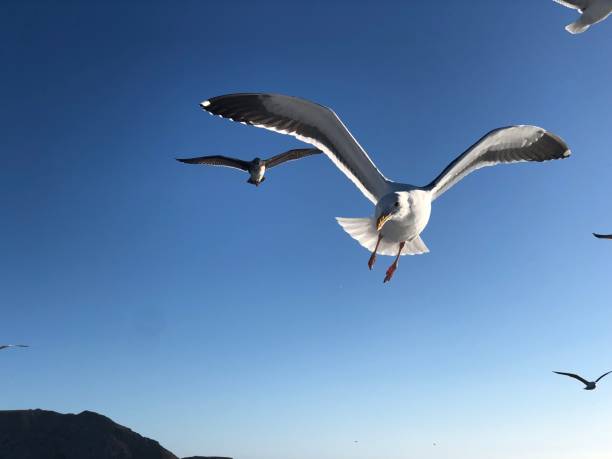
[0,409,231,459]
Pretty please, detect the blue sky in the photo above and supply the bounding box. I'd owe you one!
[2,1,612,458]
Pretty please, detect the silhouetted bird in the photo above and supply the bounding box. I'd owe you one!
[177,148,321,186]
[553,370,612,390]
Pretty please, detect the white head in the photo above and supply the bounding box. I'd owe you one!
[374,192,411,231]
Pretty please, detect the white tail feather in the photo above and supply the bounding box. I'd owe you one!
[336,217,429,256]
[566,19,590,34]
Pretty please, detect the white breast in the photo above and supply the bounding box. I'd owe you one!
[253,164,266,181]
[380,190,432,243]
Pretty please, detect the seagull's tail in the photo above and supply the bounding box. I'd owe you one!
[336,217,429,256]
[566,18,590,34]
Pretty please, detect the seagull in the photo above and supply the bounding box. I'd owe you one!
[554,370,612,390]
[176,148,321,186]
[0,344,29,351]
[200,93,571,282]
[593,232,612,239]
[553,0,612,34]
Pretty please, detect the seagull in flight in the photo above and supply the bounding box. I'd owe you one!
[0,344,29,351]
[553,0,612,34]
[554,370,612,390]
[177,148,321,186]
[201,93,571,282]
[593,232,612,239]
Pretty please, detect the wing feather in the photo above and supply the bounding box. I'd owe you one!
[176,155,250,171]
[0,344,29,350]
[593,233,612,239]
[553,0,588,11]
[554,371,590,385]
[596,371,612,382]
[265,148,322,169]
[426,126,570,201]
[201,93,392,204]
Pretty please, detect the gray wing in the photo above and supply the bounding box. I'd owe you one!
[596,371,612,382]
[425,126,571,201]
[0,344,29,350]
[201,93,393,204]
[553,371,590,385]
[264,148,322,169]
[176,155,250,171]
[553,0,589,12]
[593,233,612,239]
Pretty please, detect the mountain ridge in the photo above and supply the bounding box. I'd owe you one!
[0,409,232,459]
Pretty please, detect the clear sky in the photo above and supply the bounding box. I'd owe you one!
[2,1,612,458]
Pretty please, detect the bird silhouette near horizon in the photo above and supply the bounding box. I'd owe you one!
[200,93,570,283]
[0,344,29,351]
[553,370,612,390]
[177,148,321,186]
[553,0,612,34]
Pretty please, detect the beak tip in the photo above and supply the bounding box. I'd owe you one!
[376,214,391,232]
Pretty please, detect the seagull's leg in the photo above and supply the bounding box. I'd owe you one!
[383,241,405,283]
[368,234,383,270]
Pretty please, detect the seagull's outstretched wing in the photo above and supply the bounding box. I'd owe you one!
[554,0,589,11]
[553,0,588,12]
[593,233,612,239]
[554,371,590,385]
[176,155,250,171]
[201,93,393,204]
[265,148,322,169]
[0,344,29,350]
[596,371,612,382]
[425,126,570,201]
[553,0,591,13]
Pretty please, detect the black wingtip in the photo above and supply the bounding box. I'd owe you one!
[176,157,200,164]
[550,132,571,158]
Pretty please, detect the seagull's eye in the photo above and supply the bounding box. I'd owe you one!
[394,202,399,207]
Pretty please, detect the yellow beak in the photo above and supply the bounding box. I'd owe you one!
[376,213,392,232]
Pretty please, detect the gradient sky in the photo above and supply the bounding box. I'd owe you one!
[2,1,612,458]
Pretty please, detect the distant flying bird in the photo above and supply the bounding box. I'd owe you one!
[553,370,612,390]
[177,148,321,186]
[200,93,571,283]
[553,0,612,34]
[0,344,29,351]
[593,233,612,239]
